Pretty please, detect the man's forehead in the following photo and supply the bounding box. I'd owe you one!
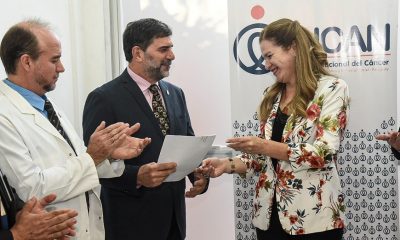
[34,28,61,50]
[150,36,173,47]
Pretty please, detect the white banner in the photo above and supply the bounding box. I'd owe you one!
[228,1,398,239]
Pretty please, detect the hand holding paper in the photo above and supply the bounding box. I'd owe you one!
[137,162,177,188]
[158,135,216,182]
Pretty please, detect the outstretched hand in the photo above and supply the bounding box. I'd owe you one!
[376,131,400,151]
[226,136,266,154]
[185,169,208,198]
[200,158,227,178]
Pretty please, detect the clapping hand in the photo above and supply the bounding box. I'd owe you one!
[110,123,151,160]
[11,194,78,240]
[87,122,151,165]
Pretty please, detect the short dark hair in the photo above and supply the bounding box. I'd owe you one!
[123,18,172,62]
[0,19,50,74]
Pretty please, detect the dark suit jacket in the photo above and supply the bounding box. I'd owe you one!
[0,230,13,240]
[83,69,201,240]
[0,216,13,240]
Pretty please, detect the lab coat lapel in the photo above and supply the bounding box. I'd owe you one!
[0,81,67,143]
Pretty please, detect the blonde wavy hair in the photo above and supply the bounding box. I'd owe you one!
[258,18,333,122]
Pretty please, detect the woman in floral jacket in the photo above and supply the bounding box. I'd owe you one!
[202,18,350,239]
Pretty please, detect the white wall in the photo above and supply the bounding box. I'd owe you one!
[0,0,113,135]
[0,0,75,123]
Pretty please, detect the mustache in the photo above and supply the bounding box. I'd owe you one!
[161,60,172,66]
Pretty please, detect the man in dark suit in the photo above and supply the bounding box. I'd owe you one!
[376,128,400,159]
[82,18,208,240]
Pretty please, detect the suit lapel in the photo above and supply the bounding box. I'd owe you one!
[0,81,66,143]
[120,70,164,137]
[159,80,175,134]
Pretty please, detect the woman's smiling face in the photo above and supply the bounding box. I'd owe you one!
[260,39,297,85]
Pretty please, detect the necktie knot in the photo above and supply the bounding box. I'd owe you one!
[44,100,54,112]
[149,84,159,95]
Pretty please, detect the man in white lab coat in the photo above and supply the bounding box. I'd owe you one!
[0,19,150,239]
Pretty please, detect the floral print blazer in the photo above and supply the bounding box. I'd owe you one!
[241,75,350,235]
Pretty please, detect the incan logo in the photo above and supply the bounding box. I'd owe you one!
[233,23,267,75]
[314,24,390,54]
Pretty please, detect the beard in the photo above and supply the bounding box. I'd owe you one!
[143,54,171,81]
[42,83,56,92]
[35,73,57,93]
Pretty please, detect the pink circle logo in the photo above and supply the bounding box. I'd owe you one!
[251,5,265,20]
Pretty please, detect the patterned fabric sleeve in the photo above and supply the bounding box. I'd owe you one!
[287,78,350,173]
[239,153,267,179]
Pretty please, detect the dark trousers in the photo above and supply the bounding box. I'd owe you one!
[256,197,343,240]
[167,212,182,240]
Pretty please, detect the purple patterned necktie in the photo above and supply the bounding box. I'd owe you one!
[149,84,169,136]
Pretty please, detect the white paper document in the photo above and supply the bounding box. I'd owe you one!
[158,135,216,182]
[205,145,235,158]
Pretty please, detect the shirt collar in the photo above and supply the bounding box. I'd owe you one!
[3,79,46,111]
[127,67,159,92]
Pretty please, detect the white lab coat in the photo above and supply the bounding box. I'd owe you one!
[0,80,124,239]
